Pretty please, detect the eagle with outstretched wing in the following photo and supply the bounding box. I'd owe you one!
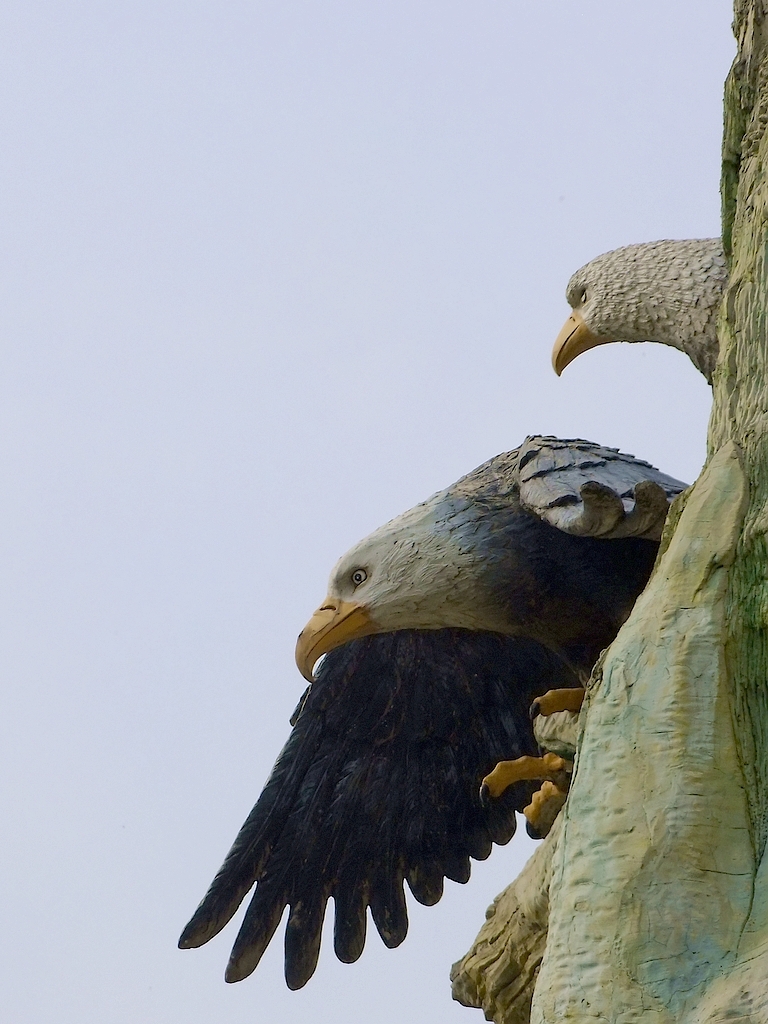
[179,436,687,988]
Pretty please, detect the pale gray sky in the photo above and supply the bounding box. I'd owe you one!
[0,3,734,1022]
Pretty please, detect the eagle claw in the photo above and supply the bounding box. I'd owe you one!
[529,686,585,720]
[480,752,571,801]
[524,780,569,838]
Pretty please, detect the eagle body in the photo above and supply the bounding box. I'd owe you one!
[180,436,687,988]
[471,507,659,675]
[424,483,658,674]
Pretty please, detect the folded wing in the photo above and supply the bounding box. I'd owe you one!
[517,436,688,540]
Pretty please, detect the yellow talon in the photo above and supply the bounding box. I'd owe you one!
[531,687,585,718]
[524,781,568,838]
[480,752,570,800]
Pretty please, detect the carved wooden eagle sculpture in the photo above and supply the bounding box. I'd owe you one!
[179,436,686,989]
[552,238,727,382]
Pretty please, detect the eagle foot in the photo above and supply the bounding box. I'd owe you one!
[524,780,568,838]
[529,686,585,720]
[479,752,572,805]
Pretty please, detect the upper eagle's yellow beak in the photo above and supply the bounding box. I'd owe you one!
[551,310,605,375]
[295,598,375,682]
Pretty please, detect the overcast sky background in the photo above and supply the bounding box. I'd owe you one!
[0,3,735,1022]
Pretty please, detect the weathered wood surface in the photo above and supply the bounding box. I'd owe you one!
[712,0,768,864]
[451,818,561,1024]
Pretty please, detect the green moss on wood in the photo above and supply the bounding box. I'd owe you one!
[711,3,768,857]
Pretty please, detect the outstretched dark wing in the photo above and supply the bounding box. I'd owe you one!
[179,629,578,988]
[517,436,688,540]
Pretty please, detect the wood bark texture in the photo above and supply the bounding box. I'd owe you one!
[450,818,561,1024]
[456,4,768,1020]
[531,444,752,1022]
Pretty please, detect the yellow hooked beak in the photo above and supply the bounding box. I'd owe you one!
[295,598,375,682]
[551,309,606,376]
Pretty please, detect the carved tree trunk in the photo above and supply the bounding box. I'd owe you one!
[455,4,768,1020]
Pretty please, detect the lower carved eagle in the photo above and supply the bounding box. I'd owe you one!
[179,436,687,988]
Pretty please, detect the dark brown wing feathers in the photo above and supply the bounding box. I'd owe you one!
[179,629,578,987]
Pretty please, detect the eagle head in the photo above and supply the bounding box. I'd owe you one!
[551,238,725,381]
[295,493,511,682]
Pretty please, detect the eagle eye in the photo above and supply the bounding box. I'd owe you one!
[351,569,367,587]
